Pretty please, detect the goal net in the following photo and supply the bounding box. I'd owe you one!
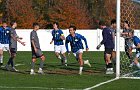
[118,0,140,78]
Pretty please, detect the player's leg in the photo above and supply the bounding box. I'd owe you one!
[54,45,61,60]
[6,48,17,71]
[37,49,45,74]
[30,57,37,75]
[105,48,114,74]
[61,45,67,66]
[78,52,84,75]
[130,53,140,69]
[0,44,4,66]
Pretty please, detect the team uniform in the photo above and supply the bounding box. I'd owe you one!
[100,27,114,74]
[9,28,19,54]
[133,36,140,59]
[51,29,66,54]
[65,33,88,58]
[0,26,11,50]
[101,27,114,54]
[122,29,133,57]
[30,30,43,58]
[65,33,91,75]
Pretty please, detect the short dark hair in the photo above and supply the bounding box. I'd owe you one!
[10,21,16,26]
[33,22,39,27]
[69,25,76,31]
[111,19,116,25]
[2,21,7,24]
[53,22,59,28]
[124,20,130,27]
[99,21,105,26]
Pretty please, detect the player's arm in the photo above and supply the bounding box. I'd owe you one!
[65,37,70,53]
[11,33,25,46]
[80,35,89,51]
[50,31,54,44]
[31,40,37,52]
[60,30,65,40]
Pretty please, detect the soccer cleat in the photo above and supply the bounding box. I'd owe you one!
[30,71,36,75]
[106,68,114,74]
[79,71,82,75]
[38,70,44,75]
[58,55,62,60]
[84,60,91,67]
[11,67,19,72]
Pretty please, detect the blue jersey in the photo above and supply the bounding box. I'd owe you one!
[65,33,88,53]
[133,36,140,53]
[0,26,11,44]
[101,27,114,49]
[51,29,64,45]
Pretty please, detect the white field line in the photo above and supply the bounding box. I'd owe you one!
[84,78,119,90]
[0,86,64,90]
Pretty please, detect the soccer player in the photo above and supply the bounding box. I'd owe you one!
[96,19,116,74]
[128,31,140,69]
[50,22,67,66]
[65,25,91,75]
[0,21,11,66]
[30,23,45,75]
[5,21,25,71]
[121,20,133,63]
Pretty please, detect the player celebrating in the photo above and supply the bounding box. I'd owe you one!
[128,31,140,69]
[121,20,133,63]
[65,25,91,75]
[5,21,25,71]
[50,22,67,66]
[96,19,116,74]
[30,23,45,75]
[0,21,11,66]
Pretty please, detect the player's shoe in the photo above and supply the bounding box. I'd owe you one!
[79,71,82,75]
[58,55,62,60]
[106,68,114,74]
[129,62,134,68]
[30,71,36,75]
[30,69,36,75]
[84,60,91,67]
[11,67,19,72]
[38,70,44,75]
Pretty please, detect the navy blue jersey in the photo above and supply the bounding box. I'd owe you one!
[101,27,114,49]
[133,36,140,53]
[65,33,88,53]
[51,29,64,45]
[0,26,11,44]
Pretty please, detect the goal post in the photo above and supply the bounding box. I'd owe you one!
[117,0,140,79]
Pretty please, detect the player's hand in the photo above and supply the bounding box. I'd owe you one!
[50,41,53,44]
[86,48,89,51]
[96,44,101,50]
[21,42,26,46]
[19,37,23,40]
[60,36,65,40]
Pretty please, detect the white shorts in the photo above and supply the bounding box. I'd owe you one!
[54,45,66,54]
[73,49,83,58]
[0,43,9,51]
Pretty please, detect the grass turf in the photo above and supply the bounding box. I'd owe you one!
[0,51,139,90]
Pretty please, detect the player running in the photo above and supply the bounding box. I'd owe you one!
[0,21,11,66]
[30,23,45,75]
[65,25,91,75]
[50,22,67,66]
[5,21,25,71]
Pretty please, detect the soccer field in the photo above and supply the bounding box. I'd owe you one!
[0,51,139,90]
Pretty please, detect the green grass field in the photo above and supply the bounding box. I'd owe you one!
[0,51,139,90]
